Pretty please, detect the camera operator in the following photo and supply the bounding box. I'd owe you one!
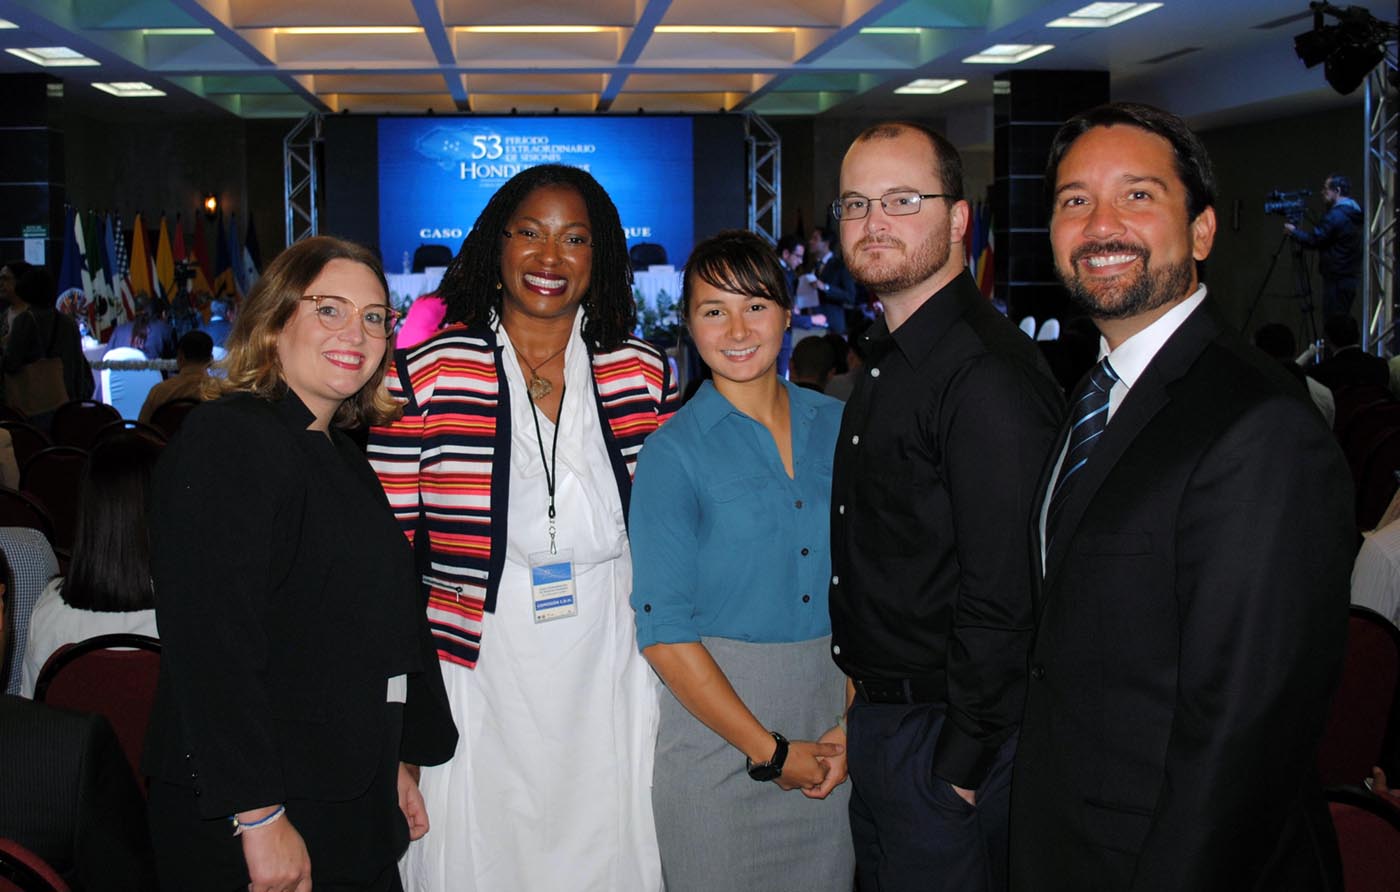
[1284,173,1363,317]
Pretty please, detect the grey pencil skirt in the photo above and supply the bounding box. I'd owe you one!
[651,635,855,892]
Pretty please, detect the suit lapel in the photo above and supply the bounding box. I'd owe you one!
[1039,300,1223,598]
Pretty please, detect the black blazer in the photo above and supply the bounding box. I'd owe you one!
[0,695,156,891]
[815,254,857,308]
[144,392,457,818]
[1010,299,1352,891]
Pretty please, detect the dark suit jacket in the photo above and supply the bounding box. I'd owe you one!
[815,253,856,308]
[1010,299,1352,892]
[144,392,457,876]
[0,695,156,891]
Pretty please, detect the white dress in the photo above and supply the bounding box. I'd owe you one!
[400,317,662,892]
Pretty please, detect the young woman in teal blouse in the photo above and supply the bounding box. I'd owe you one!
[629,230,854,891]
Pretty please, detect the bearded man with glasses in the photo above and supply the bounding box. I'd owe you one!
[826,121,1063,892]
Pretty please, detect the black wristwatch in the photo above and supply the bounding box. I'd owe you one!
[745,732,789,782]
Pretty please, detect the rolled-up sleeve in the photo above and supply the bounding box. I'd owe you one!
[628,435,702,649]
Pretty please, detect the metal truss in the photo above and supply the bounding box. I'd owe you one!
[1364,48,1398,352]
[746,113,781,245]
[283,112,324,248]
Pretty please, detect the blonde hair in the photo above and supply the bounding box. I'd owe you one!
[207,236,402,428]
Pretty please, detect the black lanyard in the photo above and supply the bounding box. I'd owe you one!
[527,382,565,554]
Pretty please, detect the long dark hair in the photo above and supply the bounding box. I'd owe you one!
[437,164,637,351]
[62,432,163,613]
[681,229,793,321]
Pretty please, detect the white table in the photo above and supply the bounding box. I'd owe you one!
[386,268,447,311]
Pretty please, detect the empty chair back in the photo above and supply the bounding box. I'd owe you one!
[1318,606,1400,786]
[0,838,71,892]
[1326,787,1400,892]
[18,448,85,551]
[629,242,668,271]
[48,401,119,450]
[1036,318,1061,341]
[1018,315,1037,338]
[0,492,52,547]
[91,420,166,449]
[0,422,50,474]
[148,398,201,439]
[412,243,454,272]
[33,634,161,787]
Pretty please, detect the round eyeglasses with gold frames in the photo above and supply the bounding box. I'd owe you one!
[299,295,401,339]
[831,191,956,222]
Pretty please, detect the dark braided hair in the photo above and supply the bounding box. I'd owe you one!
[437,164,637,352]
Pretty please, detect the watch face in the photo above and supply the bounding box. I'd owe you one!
[747,762,782,782]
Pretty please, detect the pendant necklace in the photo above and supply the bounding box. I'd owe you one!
[514,342,568,401]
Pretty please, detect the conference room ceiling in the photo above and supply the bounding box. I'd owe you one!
[0,0,1390,126]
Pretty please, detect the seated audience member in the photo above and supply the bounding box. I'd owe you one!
[790,334,838,392]
[1352,516,1400,628]
[3,267,92,415]
[201,297,233,348]
[0,550,157,891]
[137,330,214,424]
[824,329,866,402]
[20,433,160,696]
[1309,313,1389,393]
[106,293,177,360]
[1254,322,1336,427]
[0,526,58,694]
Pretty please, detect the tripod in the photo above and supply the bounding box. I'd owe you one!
[1243,231,1319,356]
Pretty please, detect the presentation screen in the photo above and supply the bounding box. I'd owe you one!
[377,116,695,273]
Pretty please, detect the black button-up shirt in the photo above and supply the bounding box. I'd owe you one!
[829,271,1063,788]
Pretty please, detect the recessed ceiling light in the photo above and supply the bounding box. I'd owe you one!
[0,18,17,29]
[894,78,967,95]
[654,26,786,34]
[140,28,215,36]
[963,44,1054,64]
[93,82,167,98]
[276,27,422,36]
[458,26,612,34]
[1047,2,1162,28]
[861,28,923,35]
[5,46,101,67]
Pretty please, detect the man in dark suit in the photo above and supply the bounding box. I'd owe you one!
[0,553,157,891]
[830,120,1063,891]
[1009,102,1352,892]
[806,226,857,334]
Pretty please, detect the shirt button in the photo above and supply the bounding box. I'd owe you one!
[838,504,845,515]
[801,547,810,556]
[832,645,841,655]
[1031,664,1046,680]
[851,435,860,445]
[870,368,880,378]
[795,499,803,509]
[832,575,840,585]
[802,594,811,603]
[643,604,652,613]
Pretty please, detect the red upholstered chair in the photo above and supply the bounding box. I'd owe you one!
[0,838,70,892]
[148,397,200,439]
[1326,786,1400,892]
[1334,383,1395,438]
[47,401,119,450]
[0,405,28,424]
[0,489,55,544]
[90,420,166,448]
[33,634,161,789]
[0,422,50,472]
[18,447,86,551]
[1356,428,1400,532]
[1318,607,1400,786]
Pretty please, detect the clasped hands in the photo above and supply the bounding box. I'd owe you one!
[772,724,848,800]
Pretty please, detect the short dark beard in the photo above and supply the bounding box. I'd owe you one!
[1059,241,1194,321]
[847,233,951,297]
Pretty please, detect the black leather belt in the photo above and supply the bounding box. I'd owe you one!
[852,676,945,704]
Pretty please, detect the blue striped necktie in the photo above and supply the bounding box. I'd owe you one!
[1047,358,1119,540]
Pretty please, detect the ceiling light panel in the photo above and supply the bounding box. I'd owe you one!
[1047,3,1162,28]
[93,82,167,97]
[963,44,1054,64]
[5,47,101,67]
[894,78,966,95]
[276,27,423,35]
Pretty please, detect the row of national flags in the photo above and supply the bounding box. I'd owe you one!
[966,201,995,300]
[54,208,261,341]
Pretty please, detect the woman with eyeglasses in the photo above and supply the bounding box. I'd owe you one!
[144,236,458,892]
[369,164,677,891]
[628,230,853,890]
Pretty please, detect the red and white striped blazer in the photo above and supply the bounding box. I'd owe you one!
[368,323,679,669]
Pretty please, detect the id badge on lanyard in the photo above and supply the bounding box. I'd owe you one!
[530,548,578,623]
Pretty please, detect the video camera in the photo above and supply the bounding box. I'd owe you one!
[1264,189,1311,223]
